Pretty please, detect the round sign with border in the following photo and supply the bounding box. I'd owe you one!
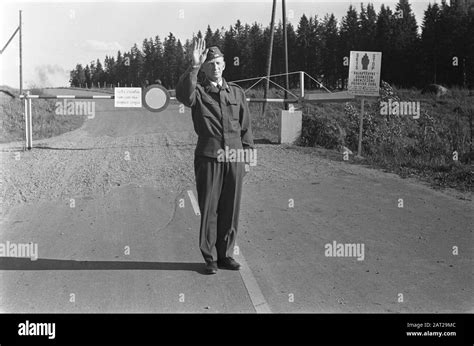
[142,84,170,112]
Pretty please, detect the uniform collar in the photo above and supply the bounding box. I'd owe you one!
[204,78,230,93]
[209,80,222,88]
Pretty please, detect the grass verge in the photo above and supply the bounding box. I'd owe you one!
[248,84,473,192]
[0,86,87,144]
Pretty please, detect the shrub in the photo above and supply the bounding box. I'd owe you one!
[296,81,472,191]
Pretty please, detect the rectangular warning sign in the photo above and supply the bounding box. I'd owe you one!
[348,51,382,97]
[114,88,142,107]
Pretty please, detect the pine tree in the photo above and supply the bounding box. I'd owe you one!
[128,43,144,87]
[375,5,396,83]
[321,14,339,89]
[70,2,472,91]
[94,59,105,87]
[247,22,265,78]
[175,40,186,83]
[223,26,239,81]
[204,25,214,45]
[308,15,323,85]
[142,38,155,85]
[359,4,377,50]
[340,5,360,52]
[233,21,251,81]
[436,1,469,86]
[421,3,441,84]
[296,15,312,77]
[89,60,96,87]
[69,63,86,87]
[392,0,420,87]
[183,38,193,66]
[114,51,125,86]
[466,11,474,87]
[84,65,91,88]
[163,32,178,88]
[339,5,360,89]
[153,35,164,84]
[234,20,243,37]
[212,28,224,47]
[104,55,116,86]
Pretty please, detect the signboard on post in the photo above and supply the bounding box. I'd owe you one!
[347,51,382,158]
[114,87,142,107]
[348,51,382,97]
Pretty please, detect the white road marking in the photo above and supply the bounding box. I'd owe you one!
[186,186,268,312]
[187,190,200,216]
[235,243,271,313]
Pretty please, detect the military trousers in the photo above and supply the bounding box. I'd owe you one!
[194,155,246,263]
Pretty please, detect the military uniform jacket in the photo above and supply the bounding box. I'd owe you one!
[176,65,254,158]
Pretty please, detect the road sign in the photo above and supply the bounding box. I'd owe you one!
[348,51,382,97]
[114,87,142,107]
[142,84,170,112]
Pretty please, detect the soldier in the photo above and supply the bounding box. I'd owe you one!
[176,38,254,274]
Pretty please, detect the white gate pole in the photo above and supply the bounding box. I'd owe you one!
[28,98,32,149]
[24,97,29,149]
[300,71,304,98]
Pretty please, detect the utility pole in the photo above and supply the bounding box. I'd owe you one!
[262,0,277,117]
[282,0,289,110]
[0,10,23,94]
[19,10,23,95]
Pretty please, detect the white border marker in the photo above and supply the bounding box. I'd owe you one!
[235,243,271,313]
[187,190,200,216]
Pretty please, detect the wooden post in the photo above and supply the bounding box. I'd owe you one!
[19,10,23,95]
[263,0,277,118]
[356,98,365,158]
[282,0,289,110]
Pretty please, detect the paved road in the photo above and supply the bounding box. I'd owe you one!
[0,88,472,312]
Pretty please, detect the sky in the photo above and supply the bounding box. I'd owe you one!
[1,0,437,88]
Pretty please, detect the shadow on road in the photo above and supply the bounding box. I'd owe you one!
[34,146,91,151]
[31,144,194,151]
[0,257,205,273]
[254,138,279,145]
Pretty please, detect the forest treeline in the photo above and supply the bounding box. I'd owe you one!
[69,0,474,90]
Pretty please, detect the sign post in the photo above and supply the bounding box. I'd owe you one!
[357,98,364,158]
[347,51,382,159]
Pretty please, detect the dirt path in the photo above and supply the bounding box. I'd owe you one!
[0,88,472,312]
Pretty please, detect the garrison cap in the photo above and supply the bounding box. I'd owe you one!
[205,46,224,62]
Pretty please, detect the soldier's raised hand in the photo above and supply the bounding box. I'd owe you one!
[192,38,209,67]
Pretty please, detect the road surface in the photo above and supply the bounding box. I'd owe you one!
[0,88,472,313]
